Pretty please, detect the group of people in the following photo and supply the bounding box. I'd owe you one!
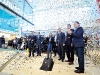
[0,21,85,73]
[26,21,85,73]
[55,21,84,73]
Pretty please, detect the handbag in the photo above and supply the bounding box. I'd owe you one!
[26,48,29,52]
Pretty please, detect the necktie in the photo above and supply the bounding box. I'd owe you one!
[38,35,39,38]
[59,32,61,36]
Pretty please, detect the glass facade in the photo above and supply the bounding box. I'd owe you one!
[0,0,34,39]
[0,7,19,32]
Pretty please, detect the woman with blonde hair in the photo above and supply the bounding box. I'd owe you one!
[47,32,54,58]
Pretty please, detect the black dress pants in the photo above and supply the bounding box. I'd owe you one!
[58,44,65,61]
[66,45,74,62]
[29,47,34,57]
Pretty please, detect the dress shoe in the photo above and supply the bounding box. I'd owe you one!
[28,56,31,57]
[65,60,70,62]
[62,60,64,62]
[69,62,73,65]
[75,67,80,69]
[32,54,34,57]
[74,70,84,73]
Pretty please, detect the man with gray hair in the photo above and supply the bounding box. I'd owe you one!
[68,21,84,73]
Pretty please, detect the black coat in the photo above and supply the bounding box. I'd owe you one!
[28,35,36,48]
[72,27,84,47]
[66,29,74,45]
[1,37,5,44]
[56,32,65,45]
[47,37,55,44]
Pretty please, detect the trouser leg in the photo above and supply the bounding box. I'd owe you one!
[70,47,74,62]
[77,47,84,71]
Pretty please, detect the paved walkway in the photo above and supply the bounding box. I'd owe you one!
[0,50,100,75]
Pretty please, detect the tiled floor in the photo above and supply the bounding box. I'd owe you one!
[0,51,100,75]
[0,50,16,67]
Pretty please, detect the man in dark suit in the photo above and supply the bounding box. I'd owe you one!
[56,28,65,62]
[68,21,84,73]
[65,24,74,65]
[0,35,5,48]
[36,32,42,56]
[28,31,36,57]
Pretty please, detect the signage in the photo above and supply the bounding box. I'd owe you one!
[0,0,24,17]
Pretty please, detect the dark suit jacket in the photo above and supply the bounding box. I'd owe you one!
[36,35,42,45]
[56,32,65,46]
[1,37,5,44]
[72,27,84,47]
[28,35,36,48]
[47,37,55,44]
[66,29,74,45]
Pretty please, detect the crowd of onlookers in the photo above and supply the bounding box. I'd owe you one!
[7,35,50,52]
[1,32,100,52]
[0,21,94,74]
[0,34,53,53]
[1,30,100,51]
[0,33,89,51]
[1,21,100,74]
